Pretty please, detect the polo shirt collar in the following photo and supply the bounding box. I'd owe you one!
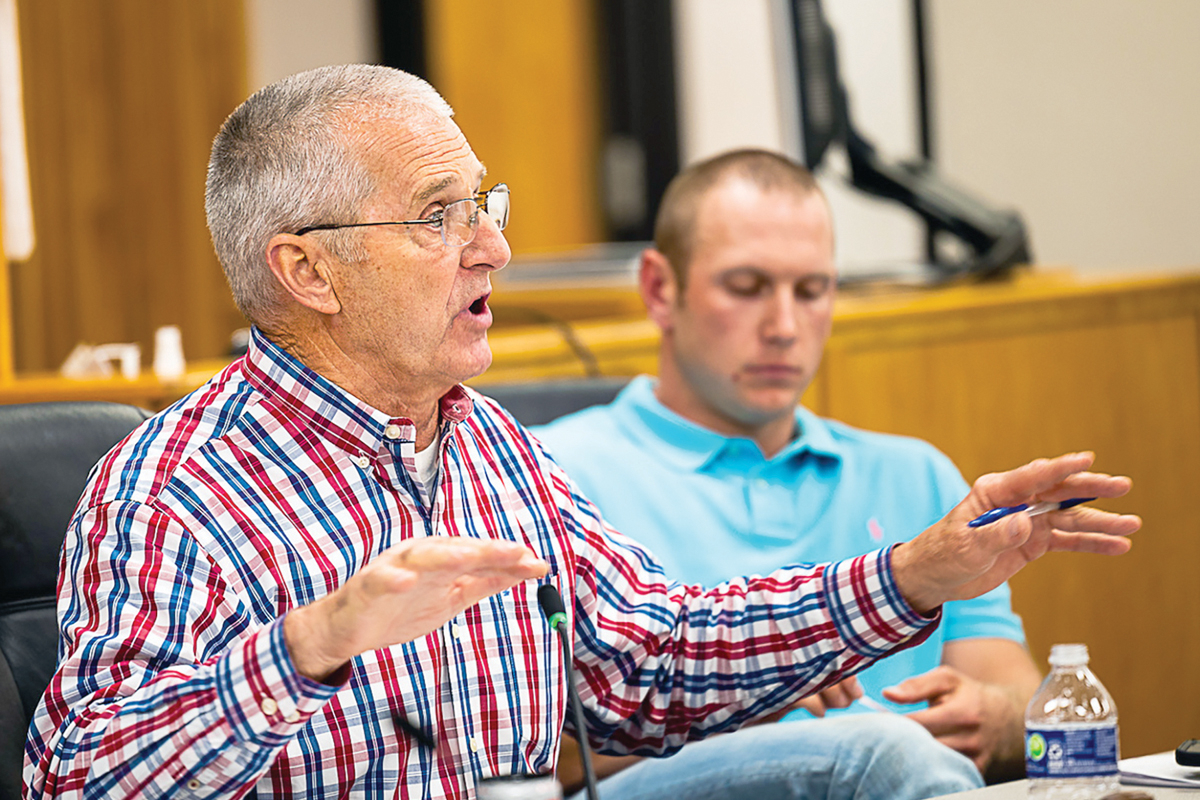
[242,326,473,459]
[612,374,843,471]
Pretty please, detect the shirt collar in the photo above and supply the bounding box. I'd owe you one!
[612,374,843,471]
[242,327,473,458]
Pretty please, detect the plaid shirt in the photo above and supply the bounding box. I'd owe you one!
[25,328,936,799]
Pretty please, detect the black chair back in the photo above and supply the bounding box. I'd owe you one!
[0,401,150,800]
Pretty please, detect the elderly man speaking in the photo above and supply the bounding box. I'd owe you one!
[24,65,1139,800]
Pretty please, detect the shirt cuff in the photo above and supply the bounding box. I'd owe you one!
[822,545,941,660]
[215,616,346,746]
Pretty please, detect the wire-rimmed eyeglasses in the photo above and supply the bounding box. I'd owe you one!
[294,183,509,247]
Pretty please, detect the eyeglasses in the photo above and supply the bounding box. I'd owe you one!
[294,183,510,247]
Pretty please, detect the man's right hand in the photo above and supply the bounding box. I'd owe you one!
[891,452,1141,614]
[283,537,549,682]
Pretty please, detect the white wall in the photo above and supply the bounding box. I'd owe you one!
[929,0,1200,273]
[246,1,1200,275]
[244,0,376,91]
[672,0,1200,276]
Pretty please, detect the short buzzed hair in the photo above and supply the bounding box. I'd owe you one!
[653,149,823,288]
[205,64,454,329]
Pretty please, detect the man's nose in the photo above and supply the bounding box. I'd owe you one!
[762,288,799,341]
[462,211,511,271]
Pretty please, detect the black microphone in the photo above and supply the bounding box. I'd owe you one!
[537,584,600,800]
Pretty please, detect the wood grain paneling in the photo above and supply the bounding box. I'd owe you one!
[821,276,1200,758]
[424,0,603,255]
[12,0,248,372]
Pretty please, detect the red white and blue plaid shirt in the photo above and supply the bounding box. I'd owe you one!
[25,328,936,799]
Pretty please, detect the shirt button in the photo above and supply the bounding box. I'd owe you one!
[186,778,201,790]
[470,736,482,753]
[355,455,370,469]
[453,624,465,639]
[261,697,278,716]
[284,709,301,723]
[384,424,402,440]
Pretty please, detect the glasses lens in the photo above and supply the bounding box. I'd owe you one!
[438,185,509,247]
[485,184,509,231]
[440,198,477,247]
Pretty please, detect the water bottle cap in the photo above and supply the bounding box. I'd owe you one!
[1048,643,1089,666]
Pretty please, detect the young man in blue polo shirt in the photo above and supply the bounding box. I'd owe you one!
[535,149,1043,794]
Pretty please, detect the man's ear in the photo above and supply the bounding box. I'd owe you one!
[265,234,342,315]
[639,248,679,332]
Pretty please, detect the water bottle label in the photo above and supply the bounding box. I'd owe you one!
[1025,725,1119,778]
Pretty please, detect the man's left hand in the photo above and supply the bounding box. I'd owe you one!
[882,665,1021,774]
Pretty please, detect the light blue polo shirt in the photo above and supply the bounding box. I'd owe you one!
[531,375,1026,715]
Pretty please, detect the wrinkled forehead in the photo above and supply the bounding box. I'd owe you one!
[355,110,486,212]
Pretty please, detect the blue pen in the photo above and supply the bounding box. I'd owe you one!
[968,497,1096,528]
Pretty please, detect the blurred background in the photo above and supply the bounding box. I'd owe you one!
[6,0,1199,372]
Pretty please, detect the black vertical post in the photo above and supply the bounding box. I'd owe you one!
[376,0,428,80]
[913,0,937,262]
[595,0,680,242]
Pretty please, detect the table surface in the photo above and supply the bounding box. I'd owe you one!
[941,780,1200,798]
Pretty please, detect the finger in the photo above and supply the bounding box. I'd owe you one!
[451,571,542,609]
[969,450,1099,506]
[883,669,956,704]
[1034,473,1131,504]
[795,695,827,718]
[932,730,986,768]
[905,703,972,737]
[829,677,863,705]
[401,538,548,576]
[1044,506,1142,536]
[818,681,859,710]
[1044,530,1133,556]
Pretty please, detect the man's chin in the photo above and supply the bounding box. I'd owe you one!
[742,384,806,411]
[451,342,493,385]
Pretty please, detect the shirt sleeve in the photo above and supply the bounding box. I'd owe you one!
[545,463,940,757]
[24,500,344,800]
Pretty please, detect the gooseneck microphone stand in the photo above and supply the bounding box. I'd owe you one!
[538,584,600,800]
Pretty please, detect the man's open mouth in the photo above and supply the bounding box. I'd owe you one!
[469,293,490,315]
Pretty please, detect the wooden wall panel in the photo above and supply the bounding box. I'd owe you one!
[12,0,248,372]
[424,0,603,256]
[821,282,1200,758]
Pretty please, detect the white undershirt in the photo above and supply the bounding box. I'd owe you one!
[413,429,441,489]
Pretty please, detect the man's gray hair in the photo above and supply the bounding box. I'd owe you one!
[205,64,454,328]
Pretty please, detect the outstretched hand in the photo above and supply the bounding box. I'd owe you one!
[892,452,1141,613]
[284,537,549,681]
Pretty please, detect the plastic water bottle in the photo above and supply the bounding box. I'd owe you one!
[1025,644,1119,799]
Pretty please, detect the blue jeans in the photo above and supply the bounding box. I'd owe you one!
[572,714,983,800]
